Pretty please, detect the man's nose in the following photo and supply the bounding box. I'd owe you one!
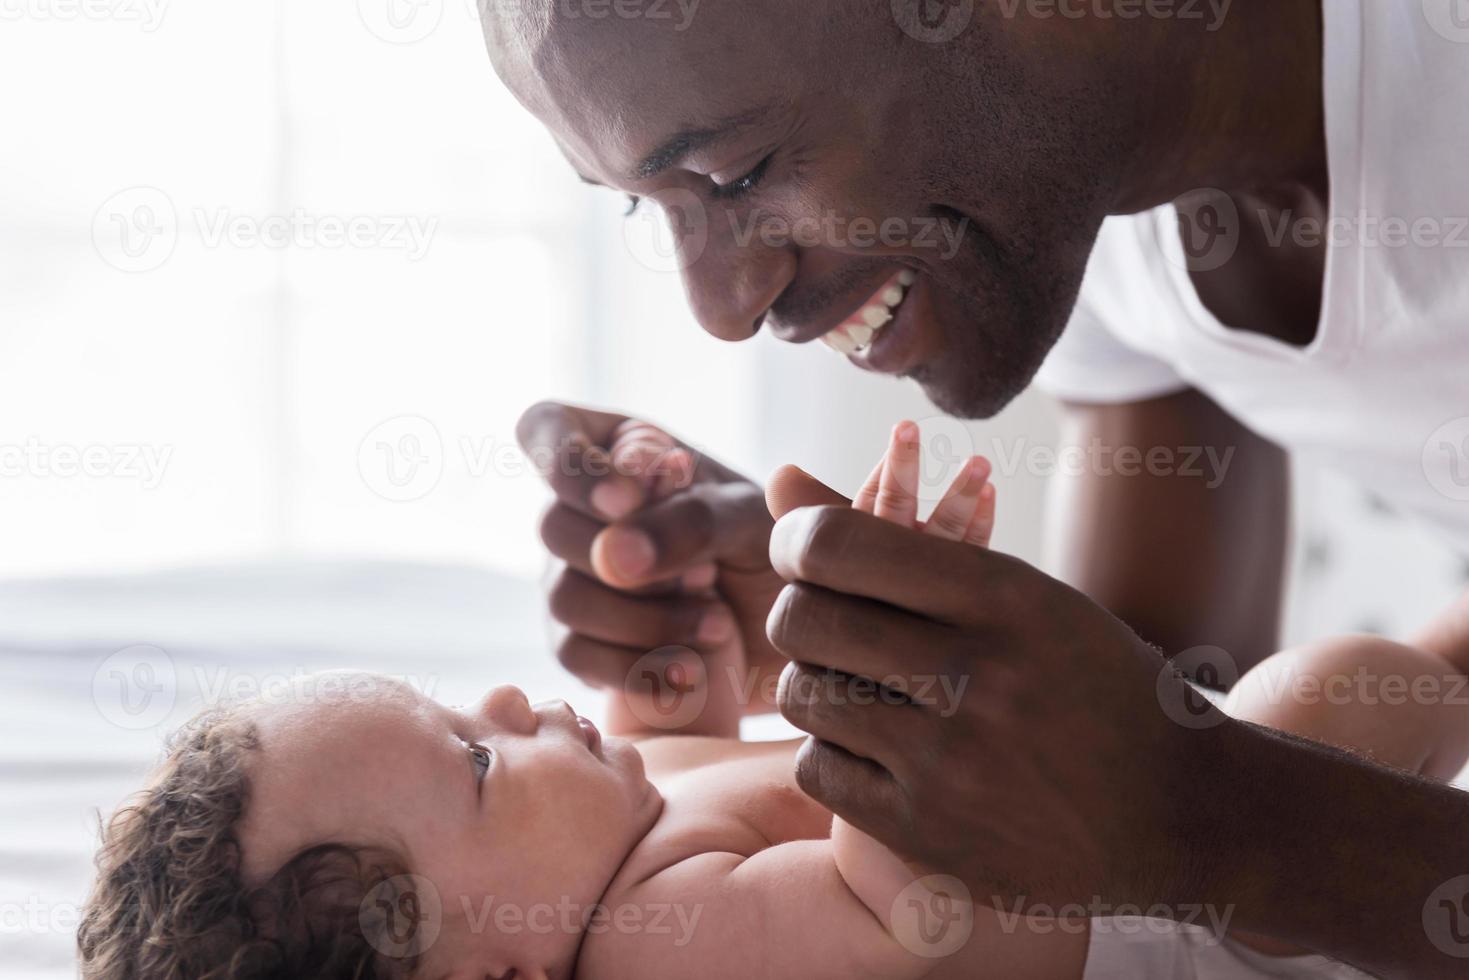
[472,684,538,735]
[675,209,797,342]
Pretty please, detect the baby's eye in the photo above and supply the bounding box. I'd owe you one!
[468,742,493,780]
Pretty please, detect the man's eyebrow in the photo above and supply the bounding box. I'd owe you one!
[630,104,777,182]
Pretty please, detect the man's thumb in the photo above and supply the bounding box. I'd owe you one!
[765,464,852,520]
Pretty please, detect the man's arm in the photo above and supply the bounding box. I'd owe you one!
[1047,388,1288,672]
[1203,718,1469,979]
[761,484,1469,980]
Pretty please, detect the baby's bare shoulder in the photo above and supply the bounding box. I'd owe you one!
[630,732,801,776]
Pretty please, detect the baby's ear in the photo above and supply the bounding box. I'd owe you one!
[764,464,851,520]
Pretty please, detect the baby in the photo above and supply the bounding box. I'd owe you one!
[79,424,1469,980]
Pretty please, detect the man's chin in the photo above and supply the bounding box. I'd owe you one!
[912,362,1032,421]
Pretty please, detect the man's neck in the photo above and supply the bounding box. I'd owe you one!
[1111,0,1327,215]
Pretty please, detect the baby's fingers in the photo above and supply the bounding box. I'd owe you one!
[966,481,997,549]
[853,458,885,514]
[609,421,692,500]
[923,457,992,543]
[874,421,922,527]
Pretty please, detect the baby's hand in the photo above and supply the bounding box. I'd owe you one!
[854,420,995,547]
[605,418,698,504]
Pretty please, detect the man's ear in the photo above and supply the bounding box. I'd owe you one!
[765,464,852,520]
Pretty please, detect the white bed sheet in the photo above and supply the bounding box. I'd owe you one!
[0,559,567,980]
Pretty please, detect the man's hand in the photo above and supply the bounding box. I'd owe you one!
[764,466,1223,912]
[519,401,836,709]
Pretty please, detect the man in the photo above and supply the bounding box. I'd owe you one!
[488,1,1469,975]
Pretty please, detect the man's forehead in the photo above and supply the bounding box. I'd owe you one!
[482,0,803,183]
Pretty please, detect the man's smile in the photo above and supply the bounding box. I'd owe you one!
[819,268,915,357]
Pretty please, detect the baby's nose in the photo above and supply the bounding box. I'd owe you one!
[474,684,538,735]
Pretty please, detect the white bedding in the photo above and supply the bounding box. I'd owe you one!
[0,560,565,979]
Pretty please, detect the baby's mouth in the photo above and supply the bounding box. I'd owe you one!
[576,715,602,755]
[819,269,915,355]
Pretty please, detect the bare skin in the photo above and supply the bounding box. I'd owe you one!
[485,3,1469,977]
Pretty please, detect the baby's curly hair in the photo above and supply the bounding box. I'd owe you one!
[78,705,416,980]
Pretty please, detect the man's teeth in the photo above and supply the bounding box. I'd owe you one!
[861,306,892,329]
[821,271,915,355]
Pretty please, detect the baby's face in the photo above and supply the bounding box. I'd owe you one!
[236,672,661,979]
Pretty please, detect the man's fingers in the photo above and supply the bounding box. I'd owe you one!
[766,583,951,686]
[771,505,1020,622]
[778,663,928,780]
[516,401,649,521]
[554,630,716,694]
[592,481,774,588]
[765,464,853,521]
[548,567,735,651]
[539,501,603,575]
[790,736,913,847]
[552,632,649,690]
[874,421,921,527]
[540,504,709,594]
[517,400,628,452]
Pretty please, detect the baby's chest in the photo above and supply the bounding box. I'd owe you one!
[627,752,834,876]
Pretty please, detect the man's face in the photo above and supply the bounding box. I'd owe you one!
[484,1,1137,417]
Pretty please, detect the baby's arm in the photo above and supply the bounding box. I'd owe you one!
[600,834,1085,980]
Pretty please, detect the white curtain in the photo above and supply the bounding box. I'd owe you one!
[0,0,777,579]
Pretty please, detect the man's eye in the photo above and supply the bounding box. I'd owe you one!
[469,742,493,780]
[710,153,773,202]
